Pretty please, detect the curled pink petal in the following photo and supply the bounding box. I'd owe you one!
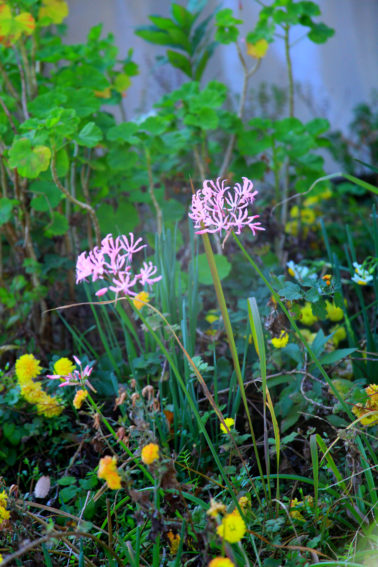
[189,177,265,239]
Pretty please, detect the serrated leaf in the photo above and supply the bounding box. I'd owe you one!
[9,139,51,178]
[76,122,102,147]
[278,282,302,301]
[304,288,319,302]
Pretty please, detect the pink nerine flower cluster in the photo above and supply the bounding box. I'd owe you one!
[189,177,264,242]
[76,233,161,297]
[47,356,93,388]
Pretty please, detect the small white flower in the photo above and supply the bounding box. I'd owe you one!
[287,261,316,281]
[352,262,373,285]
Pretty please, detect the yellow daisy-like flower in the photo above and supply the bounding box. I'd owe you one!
[98,456,122,489]
[330,325,346,347]
[53,357,75,376]
[0,491,10,526]
[141,443,160,465]
[20,381,45,404]
[352,405,378,427]
[209,558,235,567]
[220,417,235,434]
[132,291,149,310]
[15,354,42,382]
[216,510,246,543]
[271,330,289,348]
[36,393,63,418]
[300,302,318,326]
[352,384,378,426]
[167,531,181,554]
[325,301,344,322]
[73,389,88,409]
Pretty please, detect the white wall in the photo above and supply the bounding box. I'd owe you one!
[65,0,378,131]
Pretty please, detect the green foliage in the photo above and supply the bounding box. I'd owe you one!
[135,2,216,80]
[0,1,377,566]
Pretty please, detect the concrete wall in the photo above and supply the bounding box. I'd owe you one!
[65,0,378,131]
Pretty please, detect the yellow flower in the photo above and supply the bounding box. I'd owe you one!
[365,385,378,406]
[298,329,316,344]
[216,510,246,543]
[53,357,75,376]
[36,393,63,418]
[300,302,318,326]
[207,498,226,518]
[0,492,7,508]
[209,558,235,567]
[330,325,346,347]
[290,206,316,225]
[246,38,269,59]
[98,456,122,489]
[205,310,219,324]
[271,330,289,348]
[15,354,42,382]
[220,417,235,434]
[285,220,299,236]
[20,381,45,404]
[0,491,10,526]
[132,291,149,310]
[289,498,305,521]
[167,531,181,554]
[141,443,159,465]
[238,496,250,511]
[73,389,88,409]
[352,384,378,426]
[325,301,344,322]
[352,405,378,426]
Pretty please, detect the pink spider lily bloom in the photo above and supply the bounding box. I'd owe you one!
[119,233,146,262]
[47,357,96,390]
[139,261,163,287]
[75,233,161,298]
[109,269,140,296]
[189,177,264,245]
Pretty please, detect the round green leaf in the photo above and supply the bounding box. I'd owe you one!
[197,253,231,285]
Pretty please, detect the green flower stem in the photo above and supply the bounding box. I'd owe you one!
[201,232,266,493]
[85,391,155,485]
[134,303,258,520]
[232,232,377,504]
